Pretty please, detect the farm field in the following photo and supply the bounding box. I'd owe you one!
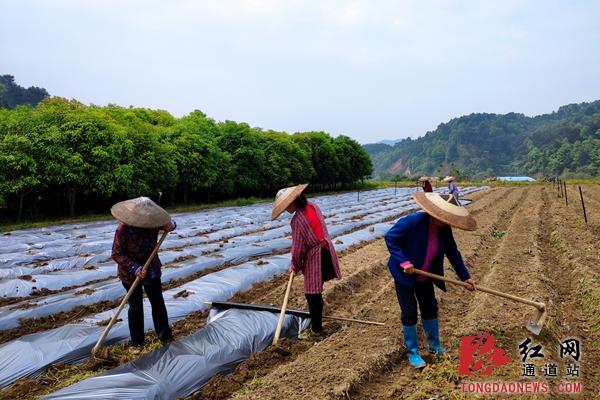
[198,185,600,400]
[1,185,598,399]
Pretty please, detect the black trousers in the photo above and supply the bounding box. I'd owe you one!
[394,279,438,326]
[305,293,324,333]
[122,277,172,345]
[304,247,336,334]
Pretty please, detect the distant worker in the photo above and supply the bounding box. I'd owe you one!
[444,176,460,202]
[384,192,476,368]
[419,176,433,193]
[272,183,341,341]
[111,197,176,352]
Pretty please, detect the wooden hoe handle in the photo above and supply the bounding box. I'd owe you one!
[273,270,295,345]
[92,230,170,356]
[412,269,546,311]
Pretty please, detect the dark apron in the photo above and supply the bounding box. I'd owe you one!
[321,246,336,282]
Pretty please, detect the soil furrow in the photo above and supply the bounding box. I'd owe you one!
[0,239,393,399]
[341,187,529,399]
[231,188,528,400]
[539,186,600,397]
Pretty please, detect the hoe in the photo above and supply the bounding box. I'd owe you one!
[413,269,547,335]
[91,230,169,358]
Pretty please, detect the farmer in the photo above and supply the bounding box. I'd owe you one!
[111,196,176,351]
[272,183,341,340]
[444,176,460,201]
[384,192,476,368]
[419,176,433,193]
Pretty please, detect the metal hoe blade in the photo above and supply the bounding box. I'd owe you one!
[526,305,547,336]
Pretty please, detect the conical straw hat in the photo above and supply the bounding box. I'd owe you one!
[271,183,309,220]
[412,192,476,231]
[443,176,455,182]
[111,197,171,228]
[418,176,430,182]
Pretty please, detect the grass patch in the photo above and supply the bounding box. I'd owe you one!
[232,374,265,398]
[549,234,561,248]
[579,277,600,348]
[490,327,512,349]
[405,355,467,400]
[490,226,506,238]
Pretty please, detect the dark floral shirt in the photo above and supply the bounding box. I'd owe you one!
[112,223,166,284]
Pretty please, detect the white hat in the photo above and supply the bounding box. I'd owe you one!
[412,192,476,231]
[271,183,309,220]
[111,197,171,228]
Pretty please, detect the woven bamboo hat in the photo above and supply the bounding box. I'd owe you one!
[111,197,171,228]
[412,192,476,231]
[443,176,455,182]
[418,176,430,182]
[271,183,309,220]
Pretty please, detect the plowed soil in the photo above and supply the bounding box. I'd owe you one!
[3,185,599,400]
[191,186,599,400]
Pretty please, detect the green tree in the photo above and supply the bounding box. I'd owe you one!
[333,135,372,187]
[261,131,313,192]
[292,132,340,190]
[217,121,267,195]
[170,111,232,203]
[101,105,178,199]
[35,99,135,215]
[0,133,39,220]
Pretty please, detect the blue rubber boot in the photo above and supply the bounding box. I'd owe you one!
[422,318,445,355]
[402,324,426,368]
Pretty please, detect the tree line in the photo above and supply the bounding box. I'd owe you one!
[366,100,600,180]
[0,98,372,220]
[0,75,49,109]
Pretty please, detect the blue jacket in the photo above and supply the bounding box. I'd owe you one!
[384,211,470,291]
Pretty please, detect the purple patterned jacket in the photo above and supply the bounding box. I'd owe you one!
[112,224,164,284]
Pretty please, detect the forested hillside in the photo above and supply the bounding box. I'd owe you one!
[0,98,371,220]
[367,101,600,180]
[0,75,49,109]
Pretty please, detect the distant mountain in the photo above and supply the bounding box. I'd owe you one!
[378,139,401,146]
[0,75,49,109]
[363,142,391,158]
[363,101,600,180]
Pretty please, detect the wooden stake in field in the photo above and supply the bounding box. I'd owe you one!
[558,179,563,198]
[579,185,588,224]
[564,180,568,206]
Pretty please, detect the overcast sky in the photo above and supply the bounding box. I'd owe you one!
[2,1,599,143]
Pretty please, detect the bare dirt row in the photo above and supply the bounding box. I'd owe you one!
[189,187,529,399]
[196,185,597,400]
[4,185,598,400]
